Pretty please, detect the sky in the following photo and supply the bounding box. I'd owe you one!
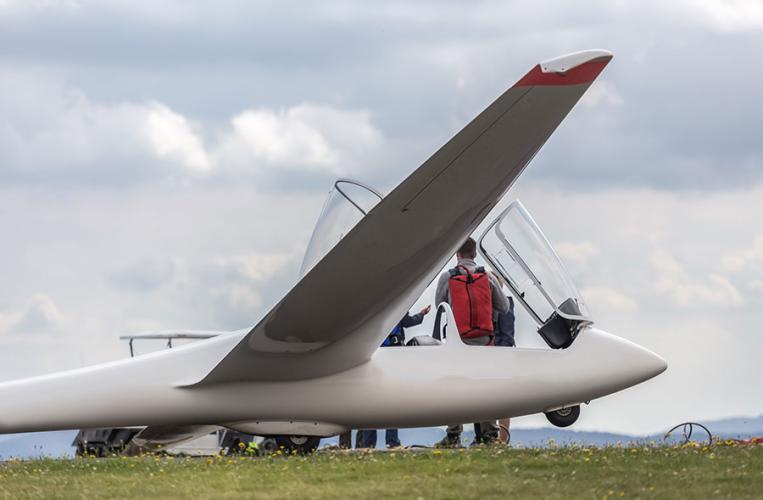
[0,0,762,435]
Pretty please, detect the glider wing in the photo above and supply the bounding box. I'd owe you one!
[198,50,613,384]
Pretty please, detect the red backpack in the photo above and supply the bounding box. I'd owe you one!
[447,265,494,341]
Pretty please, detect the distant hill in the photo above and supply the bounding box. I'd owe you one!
[696,415,763,436]
[319,427,639,449]
[2,415,761,459]
[321,415,763,449]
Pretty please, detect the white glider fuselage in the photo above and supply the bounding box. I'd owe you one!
[0,311,666,436]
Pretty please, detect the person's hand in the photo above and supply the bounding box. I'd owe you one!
[420,305,432,316]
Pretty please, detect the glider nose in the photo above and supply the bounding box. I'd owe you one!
[580,328,667,390]
[624,340,668,382]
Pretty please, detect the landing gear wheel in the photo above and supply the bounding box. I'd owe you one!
[259,437,278,455]
[274,435,320,455]
[545,405,580,428]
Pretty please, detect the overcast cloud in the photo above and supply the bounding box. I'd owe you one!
[0,0,761,434]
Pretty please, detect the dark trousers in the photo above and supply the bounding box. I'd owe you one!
[445,422,498,443]
[339,430,352,449]
[357,429,401,448]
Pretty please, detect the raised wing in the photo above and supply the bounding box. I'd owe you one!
[199,50,613,384]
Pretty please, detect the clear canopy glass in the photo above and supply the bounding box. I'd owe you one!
[478,200,591,325]
[299,179,384,278]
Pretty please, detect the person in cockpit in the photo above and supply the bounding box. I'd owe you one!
[434,237,509,447]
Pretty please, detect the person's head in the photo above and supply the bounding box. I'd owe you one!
[456,237,477,260]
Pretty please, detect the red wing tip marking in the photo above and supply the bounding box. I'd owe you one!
[515,50,613,87]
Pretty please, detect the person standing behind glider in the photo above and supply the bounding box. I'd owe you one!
[434,237,509,447]
[357,306,431,449]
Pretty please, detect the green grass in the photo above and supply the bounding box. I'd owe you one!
[1,444,761,499]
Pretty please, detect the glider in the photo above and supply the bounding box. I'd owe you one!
[0,50,666,453]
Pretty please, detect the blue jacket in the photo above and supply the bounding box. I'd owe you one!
[494,296,516,347]
[382,312,425,347]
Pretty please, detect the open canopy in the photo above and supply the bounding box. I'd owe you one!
[479,200,592,348]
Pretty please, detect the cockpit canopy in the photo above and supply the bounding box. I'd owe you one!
[300,179,384,278]
[478,201,592,348]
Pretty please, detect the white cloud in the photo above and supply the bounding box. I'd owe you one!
[678,0,763,32]
[650,249,685,277]
[186,252,298,327]
[217,104,383,175]
[228,108,338,167]
[0,73,384,182]
[651,249,744,308]
[0,294,64,336]
[581,286,638,313]
[109,258,176,292]
[0,72,209,176]
[722,235,763,273]
[212,254,297,282]
[579,81,623,109]
[141,103,210,172]
[216,284,262,312]
[497,185,760,314]
[556,241,599,266]
[0,0,81,11]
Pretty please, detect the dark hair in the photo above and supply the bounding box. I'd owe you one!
[456,237,477,259]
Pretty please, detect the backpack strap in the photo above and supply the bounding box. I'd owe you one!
[452,264,474,283]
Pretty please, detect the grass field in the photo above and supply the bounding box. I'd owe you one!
[0,443,761,499]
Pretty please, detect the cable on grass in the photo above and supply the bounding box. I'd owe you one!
[663,422,712,445]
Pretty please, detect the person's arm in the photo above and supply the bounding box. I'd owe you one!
[434,272,450,306]
[400,313,422,328]
[489,274,510,313]
[400,305,431,328]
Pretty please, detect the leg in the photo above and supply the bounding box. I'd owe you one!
[499,418,511,444]
[448,424,463,437]
[385,429,401,448]
[478,421,499,444]
[436,424,463,447]
[339,430,352,449]
[473,423,482,444]
[357,429,378,449]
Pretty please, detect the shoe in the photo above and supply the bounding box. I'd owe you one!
[435,436,462,448]
[481,436,499,446]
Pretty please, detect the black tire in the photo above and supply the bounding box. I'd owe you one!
[545,405,581,428]
[274,435,320,455]
[259,437,279,455]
